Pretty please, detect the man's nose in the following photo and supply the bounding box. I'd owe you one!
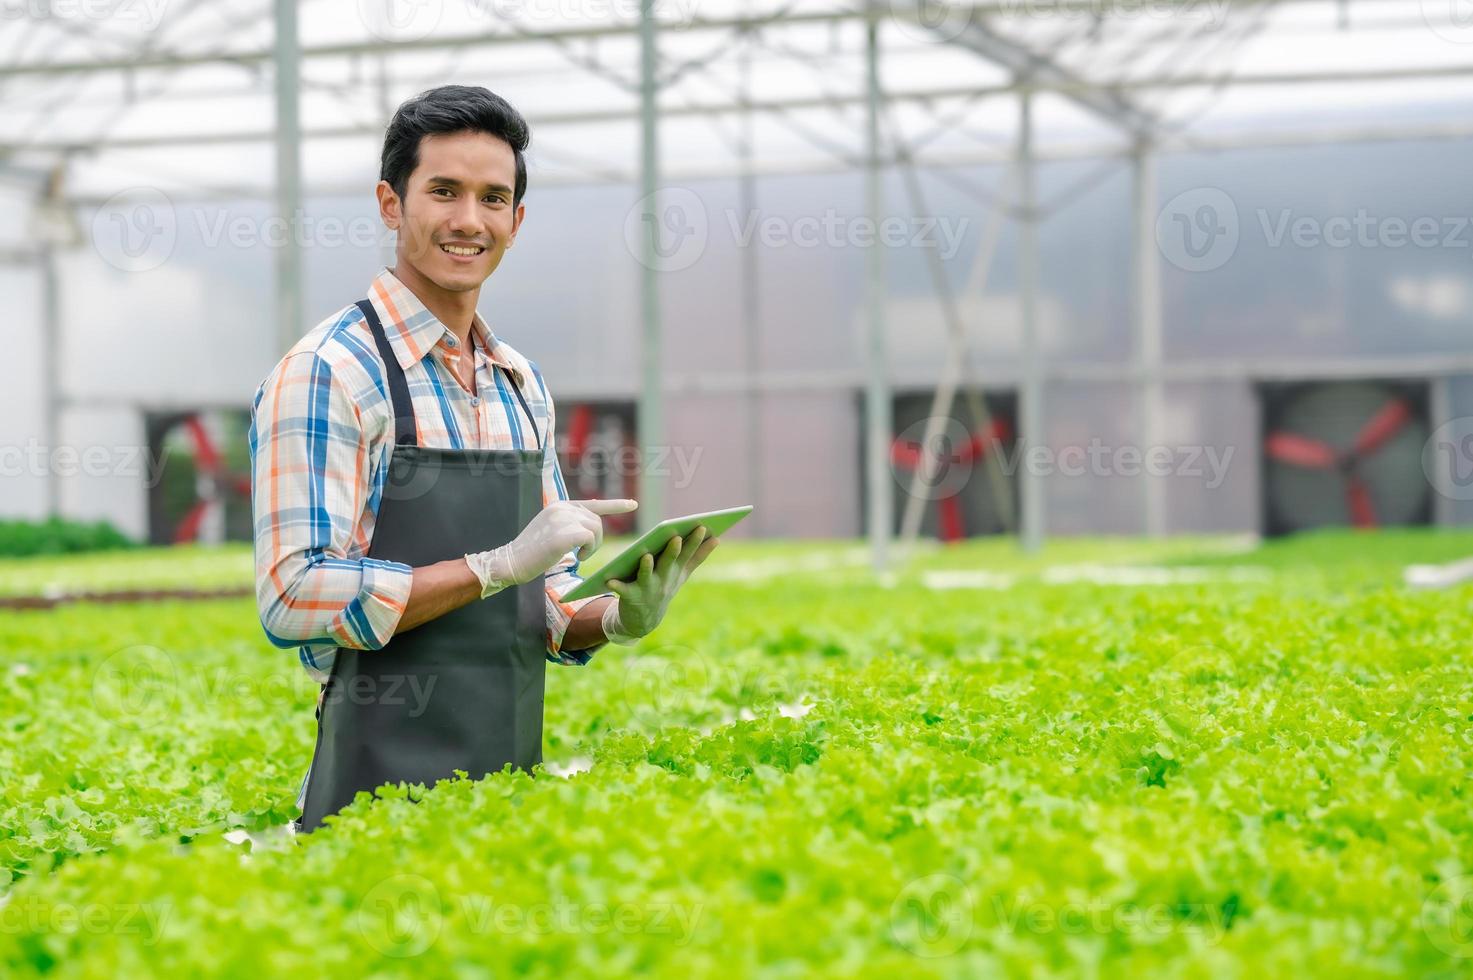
[447,195,487,239]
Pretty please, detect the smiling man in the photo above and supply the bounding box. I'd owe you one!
[247,85,717,832]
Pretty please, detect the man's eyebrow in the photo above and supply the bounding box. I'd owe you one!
[424,175,514,194]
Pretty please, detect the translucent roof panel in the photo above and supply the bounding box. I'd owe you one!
[1,0,1472,203]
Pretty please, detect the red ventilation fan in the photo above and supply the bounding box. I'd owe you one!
[1262,382,1430,533]
[559,403,638,535]
[890,416,1013,542]
[173,414,252,544]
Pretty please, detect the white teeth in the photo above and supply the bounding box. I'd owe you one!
[441,244,484,256]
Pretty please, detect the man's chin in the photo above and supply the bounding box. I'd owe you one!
[414,257,489,292]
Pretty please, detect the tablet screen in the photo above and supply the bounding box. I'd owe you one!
[561,505,753,602]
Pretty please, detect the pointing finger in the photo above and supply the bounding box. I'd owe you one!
[573,498,639,517]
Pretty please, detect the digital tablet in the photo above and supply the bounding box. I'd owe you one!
[561,505,753,601]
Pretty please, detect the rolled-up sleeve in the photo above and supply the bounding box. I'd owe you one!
[248,350,414,652]
[533,364,612,665]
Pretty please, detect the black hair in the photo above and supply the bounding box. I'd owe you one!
[380,85,530,209]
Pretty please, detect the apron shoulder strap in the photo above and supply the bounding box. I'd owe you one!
[355,299,417,447]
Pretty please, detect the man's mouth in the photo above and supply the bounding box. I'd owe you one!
[440,243,486,257]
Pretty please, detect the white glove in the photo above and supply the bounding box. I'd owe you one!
[601,525,719,644]
[464,498,638,600]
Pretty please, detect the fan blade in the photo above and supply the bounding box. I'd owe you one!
[183,415,222,474]
[1352,399,1412,457]
[1346,475,1377,528]
[173,500,211,544]
[959,417,1014,462]
[938,495,965,543]
[1265,431,1338,469]
[890,439,922,469]
[567,404,594,457]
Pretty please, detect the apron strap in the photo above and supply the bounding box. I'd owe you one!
[356,298,417,447]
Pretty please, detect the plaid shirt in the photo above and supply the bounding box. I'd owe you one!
[248,266,609,685]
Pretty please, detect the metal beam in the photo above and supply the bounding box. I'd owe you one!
[1018,90,1045,553]
[637,0,664,531]
[273,0,303,355]
[1131,142,1166,538]
[864,0,892,574]
[0,0,1384,79]
[15,62,1473,156]
[912,1,1158,139]
[39,243,61,518]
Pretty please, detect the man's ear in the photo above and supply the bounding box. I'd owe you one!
[507,201,525,247]
[375,180,401,231]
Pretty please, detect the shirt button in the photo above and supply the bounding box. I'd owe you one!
[470,396,480,406]
[447,338,458,348]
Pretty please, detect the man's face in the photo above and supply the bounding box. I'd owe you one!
[378,129,525,292]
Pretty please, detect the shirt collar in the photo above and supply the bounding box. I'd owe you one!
[365,266,523,385]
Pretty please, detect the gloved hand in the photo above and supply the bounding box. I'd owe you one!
[601,526,719,645]
[464,498,638,600]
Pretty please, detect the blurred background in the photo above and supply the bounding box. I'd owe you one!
[3,0,1473,571]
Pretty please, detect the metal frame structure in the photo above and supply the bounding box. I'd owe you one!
[5,0,1473,565]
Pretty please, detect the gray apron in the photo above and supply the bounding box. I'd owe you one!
[297,298,547,833]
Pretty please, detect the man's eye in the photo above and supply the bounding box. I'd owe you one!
[432,188,452,196]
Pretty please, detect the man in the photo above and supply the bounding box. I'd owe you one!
[248,85,717,833]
